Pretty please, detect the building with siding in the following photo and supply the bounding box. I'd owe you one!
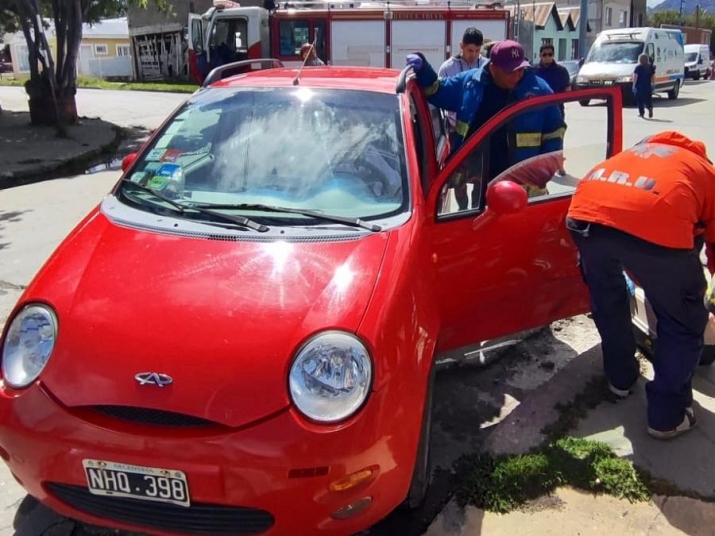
[6,17,131,79]
[508,2,589,62]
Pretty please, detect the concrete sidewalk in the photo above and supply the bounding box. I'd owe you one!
[0,104,120,190]
[426,336,715,535]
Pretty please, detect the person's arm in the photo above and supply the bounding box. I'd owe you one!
[632,67,639,91]
[407,53,468,112]
[650,65,656,88]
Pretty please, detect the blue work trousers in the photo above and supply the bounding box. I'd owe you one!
[567,220,708,430]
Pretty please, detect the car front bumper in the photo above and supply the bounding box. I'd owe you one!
[0,383,414,536]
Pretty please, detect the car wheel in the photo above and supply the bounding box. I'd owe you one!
[579,99,590,107]
[404,365,435,509]
[694,72,701,80]
[667,82,679,100]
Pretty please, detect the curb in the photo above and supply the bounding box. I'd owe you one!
[0,123,124,191]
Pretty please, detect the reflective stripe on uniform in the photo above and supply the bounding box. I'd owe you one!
[455,120,469,137]
[516,132,542,147]
[425,79,440,97]
[542,127,566,142]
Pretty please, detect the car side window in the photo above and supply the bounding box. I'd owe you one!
[437,98,610,217]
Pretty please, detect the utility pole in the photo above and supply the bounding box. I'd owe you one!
[679,0,685,26]
[578,0,587,58]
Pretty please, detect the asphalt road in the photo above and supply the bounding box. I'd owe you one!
[1,80,715,536]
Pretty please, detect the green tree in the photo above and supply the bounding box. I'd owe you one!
[3,0,167,129]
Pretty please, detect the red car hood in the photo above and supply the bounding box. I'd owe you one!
[33,210,389,428]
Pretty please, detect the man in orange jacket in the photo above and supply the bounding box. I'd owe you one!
[566,131,715,440]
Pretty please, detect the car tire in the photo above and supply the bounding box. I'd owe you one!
[404,365,435,509]
[694,72,701,80]
[579,99,590,107]
[668,82,680,100]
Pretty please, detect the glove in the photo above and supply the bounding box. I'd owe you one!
[406,54,423,72]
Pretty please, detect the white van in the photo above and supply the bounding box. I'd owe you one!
[684,43,711,79]
[574,27,685,105]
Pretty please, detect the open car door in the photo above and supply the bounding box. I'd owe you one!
[188,13,207,84]
[426,88,623,353]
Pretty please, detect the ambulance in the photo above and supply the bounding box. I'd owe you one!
[187,0,511,84]
[574,27,685,104]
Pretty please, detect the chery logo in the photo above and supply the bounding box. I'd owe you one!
[134,372,173,387]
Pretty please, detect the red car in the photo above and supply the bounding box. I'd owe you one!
[0,61,622,536]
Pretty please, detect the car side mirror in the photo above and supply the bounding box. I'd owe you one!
[486,180,528,215]
[122,153,138,173]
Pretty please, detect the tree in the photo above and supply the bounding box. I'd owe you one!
[3,0,167,129]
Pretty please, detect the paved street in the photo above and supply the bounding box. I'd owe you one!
[1,80,715,535]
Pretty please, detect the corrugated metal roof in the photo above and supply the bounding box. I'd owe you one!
[83,17,129,38]
[519,2,563,30]
[557,7,581,29]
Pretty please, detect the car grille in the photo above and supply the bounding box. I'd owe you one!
[46,483,275,535]
[91,406,218,428]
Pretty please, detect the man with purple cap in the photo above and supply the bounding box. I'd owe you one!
[406,40,565,207]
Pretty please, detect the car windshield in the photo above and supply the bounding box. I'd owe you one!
[586,41,644,63]
[685,52,698,62]
[120,87,408,222]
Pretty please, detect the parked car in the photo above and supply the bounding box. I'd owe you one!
[0,59,623,536]
[561,59,582,85]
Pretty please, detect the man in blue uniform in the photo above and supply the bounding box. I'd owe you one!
[406,40,565,207]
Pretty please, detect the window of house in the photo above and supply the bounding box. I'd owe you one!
[16,44,30,72]
[94,44,109,55]
[541,37,553,47]
[558,38,567,60]
[279,20,310,57]
[638,13,644,26]
[605,7,612,26]
[619,10,628,27]
[571,39,579,59]
[116,45,131,57]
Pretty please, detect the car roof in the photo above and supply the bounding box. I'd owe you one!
[209,67,401,94]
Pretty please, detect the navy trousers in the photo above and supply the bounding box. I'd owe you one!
[635,89,653,116]
[567,220,708,431]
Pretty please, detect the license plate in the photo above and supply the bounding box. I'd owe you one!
[604,80,614,85]
[83,459,190,507]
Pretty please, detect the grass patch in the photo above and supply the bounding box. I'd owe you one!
[0,76,198,93]
[458,436,651,513]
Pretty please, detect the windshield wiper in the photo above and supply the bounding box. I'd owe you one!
[182,202,383,232]
[120,180,269,233]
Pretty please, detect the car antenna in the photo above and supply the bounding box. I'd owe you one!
[293,38,318,86]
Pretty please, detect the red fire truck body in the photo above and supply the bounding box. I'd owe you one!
[188,1,511,83]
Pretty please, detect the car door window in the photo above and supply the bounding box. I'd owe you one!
[436,95,610,217]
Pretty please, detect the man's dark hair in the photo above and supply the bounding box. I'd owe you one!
[539,43,555,55]
[462,27,484,47]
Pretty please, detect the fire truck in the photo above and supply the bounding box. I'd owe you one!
[188,0,511,84]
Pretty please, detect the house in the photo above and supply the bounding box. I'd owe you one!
[79,17,133,79]
[6,17,132,80]
[555,0,646,50]
[508,2,588,62]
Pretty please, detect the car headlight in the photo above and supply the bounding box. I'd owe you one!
[616,75,633,83]
[1,304,57,389]
[289,331,372,423]
[576,75,586,84]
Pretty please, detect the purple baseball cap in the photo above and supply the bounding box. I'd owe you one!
[489,40,530,72]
